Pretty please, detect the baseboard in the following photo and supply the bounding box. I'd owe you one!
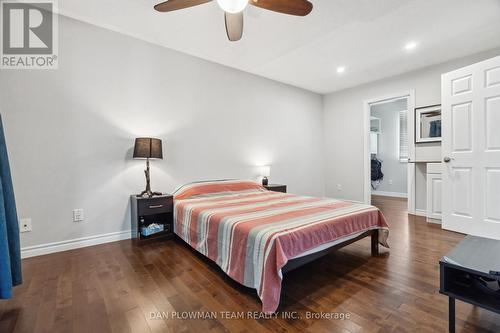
[426,217,442,224]
[371,191,408,198]
[409,209,427,217]
[21,230,131,259]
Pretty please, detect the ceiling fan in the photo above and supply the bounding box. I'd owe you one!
[154,0,313,41]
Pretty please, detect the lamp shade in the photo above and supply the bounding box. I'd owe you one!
[133,138,163,159]
[260,165,270,177]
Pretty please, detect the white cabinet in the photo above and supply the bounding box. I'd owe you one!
[426,163,442,223]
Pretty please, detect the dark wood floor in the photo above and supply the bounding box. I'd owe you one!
[1,195,499,332]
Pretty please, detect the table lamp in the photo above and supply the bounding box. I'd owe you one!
[133,138,163,197]
[260,165,270,186]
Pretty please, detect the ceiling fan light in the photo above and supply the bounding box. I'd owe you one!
[216,0,248,13]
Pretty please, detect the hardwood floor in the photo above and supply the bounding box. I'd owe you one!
[1,195,499,332]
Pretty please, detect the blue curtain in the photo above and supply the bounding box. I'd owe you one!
[0,115,22,299]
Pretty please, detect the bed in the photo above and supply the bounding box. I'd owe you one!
[173,180,389,313]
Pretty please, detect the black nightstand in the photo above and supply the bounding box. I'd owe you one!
[264,184,287,193]
[440,236,500,333]
[130,194,174,243]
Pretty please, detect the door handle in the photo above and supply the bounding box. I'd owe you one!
[443,156,454,163]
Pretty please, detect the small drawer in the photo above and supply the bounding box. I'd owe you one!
[274,186,287,193]
[427,163,442,174]
[138,196,173,215]
[265,185,287,193]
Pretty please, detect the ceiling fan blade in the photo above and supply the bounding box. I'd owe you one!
[249,0,313,16]
[225,12,243,42]
[154,0,212,12]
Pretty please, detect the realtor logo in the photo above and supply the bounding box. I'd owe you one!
[1,0,58,69]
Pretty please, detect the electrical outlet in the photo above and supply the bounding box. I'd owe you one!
[73,209,84,222]
[388,179,393,185]
[337,184,343,191]
[19,218,32,233]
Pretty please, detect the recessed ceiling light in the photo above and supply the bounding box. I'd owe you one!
[404,41,418,51]
[336,66,346,74]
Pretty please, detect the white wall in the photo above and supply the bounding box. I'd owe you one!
[370,99,407,196]
[0,16,325,249]
[323,48,500,206]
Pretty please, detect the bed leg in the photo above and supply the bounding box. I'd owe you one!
[371,229,379,256]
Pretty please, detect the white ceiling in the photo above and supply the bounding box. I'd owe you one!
[58,0,500,94]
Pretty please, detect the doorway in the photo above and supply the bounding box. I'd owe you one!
[363,91,416,213]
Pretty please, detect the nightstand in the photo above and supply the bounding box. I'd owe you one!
[130,194,174,243]
[264,184,287,193]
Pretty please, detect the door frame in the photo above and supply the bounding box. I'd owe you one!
[363,89,416,213]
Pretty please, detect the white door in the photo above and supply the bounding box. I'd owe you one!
[441,55,500,239]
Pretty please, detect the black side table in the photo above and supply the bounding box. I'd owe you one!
[130,194,174,243]
[440,235,500,333]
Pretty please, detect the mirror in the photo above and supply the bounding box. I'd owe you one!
[415,105,441,143]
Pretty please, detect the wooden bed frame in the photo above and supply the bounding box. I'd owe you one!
[282,229,379,274]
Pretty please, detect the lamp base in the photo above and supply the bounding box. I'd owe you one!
[262,177,268,186]
[139,158,162,198]
[139,189,163,198]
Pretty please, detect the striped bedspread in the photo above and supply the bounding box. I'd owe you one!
[173,180,389,313]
